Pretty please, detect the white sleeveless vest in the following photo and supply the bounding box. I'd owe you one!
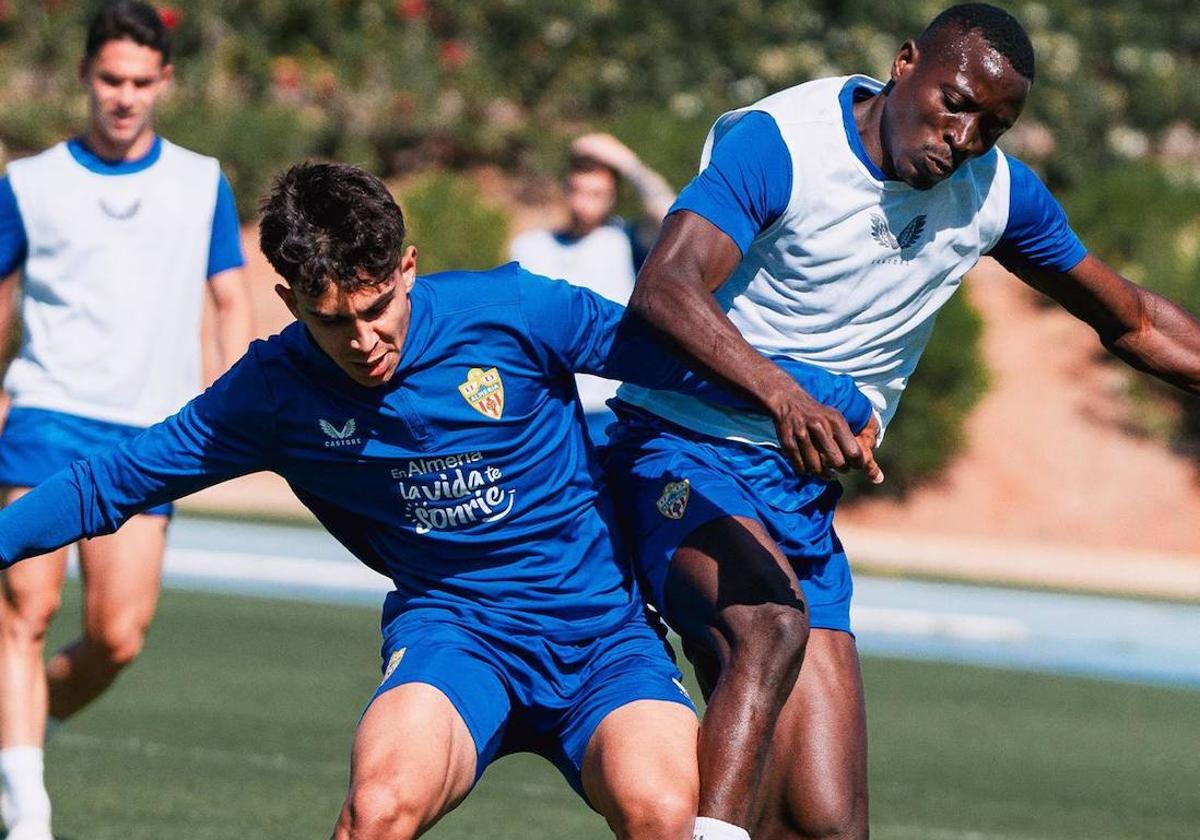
[5,139,220,427]
[619,75,1012,442]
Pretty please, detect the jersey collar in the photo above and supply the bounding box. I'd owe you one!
[68,135,163,175]
[838,76,890,182]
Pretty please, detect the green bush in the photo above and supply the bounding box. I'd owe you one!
[398,171,507,274]
[157,99,326,219]
[2,1,1196,211]
[844,289,989,497]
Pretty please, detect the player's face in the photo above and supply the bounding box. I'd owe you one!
[81,38,173,156]
[278,246,420,388]
[881,31,1029,189]
[565,169,618,234]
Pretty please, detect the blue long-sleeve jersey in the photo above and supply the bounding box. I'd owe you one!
[0,264,871,640]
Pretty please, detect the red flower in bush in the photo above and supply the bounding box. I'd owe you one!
[396,0,427,21]
[438,40,470,71]
[157,6,182,30]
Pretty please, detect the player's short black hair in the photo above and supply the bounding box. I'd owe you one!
[259,162,408,299]
[85,1,172,65]
[918,3,1035,83]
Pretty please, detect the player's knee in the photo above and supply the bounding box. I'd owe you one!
[787,790,867,840]
[86,622,148,670]
[345,779,426,840]
[728,601,810,673]
[1,592,61,644]
[609,781,697,839]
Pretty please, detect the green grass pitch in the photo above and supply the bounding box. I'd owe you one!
[34,583,1200,840]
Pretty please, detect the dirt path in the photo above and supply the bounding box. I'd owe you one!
[839,259,1200,555]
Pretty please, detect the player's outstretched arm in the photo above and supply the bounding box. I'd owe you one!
[629,210,874,479]
[1004,253,1200,394]
[0,347,275,568]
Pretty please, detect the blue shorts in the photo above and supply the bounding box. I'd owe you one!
[0,407,173,517]
[369,603,696,800]
[603,405,853,634]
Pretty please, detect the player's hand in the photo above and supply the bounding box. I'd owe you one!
[856,413,885,485]
[770,386,875,480]
[570,133,642,175]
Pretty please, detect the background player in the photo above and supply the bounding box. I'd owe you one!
[510,133,675,442]
[0,4,250,837]
[608,4,1200,839]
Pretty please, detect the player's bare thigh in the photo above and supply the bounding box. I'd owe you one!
[0,487,69,746]
[0,486,70,619]
[756,629,868,840]
[581,699,699,840]
[666,515,809,659]
[76,513,168,660]
[332,682,477,840]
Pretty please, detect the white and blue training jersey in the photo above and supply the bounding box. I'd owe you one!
[510,221,644,415]
[618,75,1087,440]
[0,265,871,640]
[0,136,245,427]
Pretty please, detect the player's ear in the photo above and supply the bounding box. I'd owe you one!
[892,39,918,83]
[274,283,300,319]
[399,245,418,292]
[159,62,175,87]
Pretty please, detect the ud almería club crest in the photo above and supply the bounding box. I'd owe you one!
[656,479,691,520]
[458,367,504,420]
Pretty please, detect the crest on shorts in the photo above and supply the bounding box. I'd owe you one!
[656,479,691,520]
[382,647,407,683]
[458,367,504,420]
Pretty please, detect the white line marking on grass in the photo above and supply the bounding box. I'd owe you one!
[852,606,1032,643]
[163,548,392,595]
[54,732,348,778]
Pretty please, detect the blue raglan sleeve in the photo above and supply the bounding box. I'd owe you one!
[0,176,28,277]
[207,171,245,278]
[517,268,873,432]
[669,110,793,254]
[988,156,1087,271]
[0,346,276,568]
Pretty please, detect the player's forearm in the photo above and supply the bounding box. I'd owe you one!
[216,306,253,371]
[210,269,254,371]
[607,311,873,432]
[0,271,20,375]
[629,261,808,415]
[1107,289,1200,396]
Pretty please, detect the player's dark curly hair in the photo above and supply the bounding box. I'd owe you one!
[259,162,408,298]
[85,1,171,65]
[919,3,1035,83]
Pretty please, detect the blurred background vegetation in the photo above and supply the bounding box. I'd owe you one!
[0,0,1196,490]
